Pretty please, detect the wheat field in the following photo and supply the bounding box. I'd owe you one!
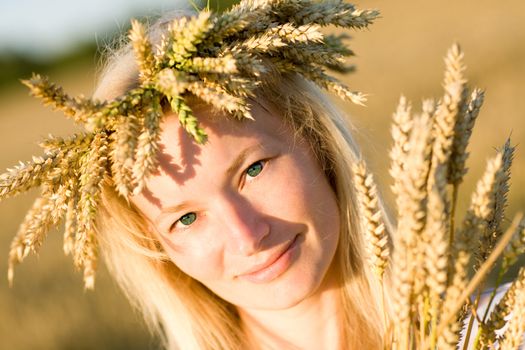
[0,1,524,349]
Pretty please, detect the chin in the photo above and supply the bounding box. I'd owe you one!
[235,258,337,311]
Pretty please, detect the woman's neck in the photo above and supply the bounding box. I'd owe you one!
[239,272,344,350]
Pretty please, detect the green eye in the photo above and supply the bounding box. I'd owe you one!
[179,212,197,226]
[246,161,264,177]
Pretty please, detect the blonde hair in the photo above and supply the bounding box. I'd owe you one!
[94,11,393,350]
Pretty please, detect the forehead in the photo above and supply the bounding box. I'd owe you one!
[131,101,296,215]
[159,102,288,164]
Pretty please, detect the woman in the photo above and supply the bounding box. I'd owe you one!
[4,2,391,349]
[5,1,525,349]
[93,11,390,350]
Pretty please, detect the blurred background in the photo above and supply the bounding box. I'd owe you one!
[0,0,524,348]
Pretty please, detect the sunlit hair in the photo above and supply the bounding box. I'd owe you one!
[94,10,393,350]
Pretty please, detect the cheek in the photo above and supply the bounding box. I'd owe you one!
[274,154,339,224]
[309,177,340,229]
[159,234,225,282]
[289,153,341,248]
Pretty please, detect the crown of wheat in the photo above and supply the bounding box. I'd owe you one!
[0,0,378,289]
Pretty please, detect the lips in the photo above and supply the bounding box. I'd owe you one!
[236,235,299,283]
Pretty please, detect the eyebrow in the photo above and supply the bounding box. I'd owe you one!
[225,143,262,179]
[155,143,264,224]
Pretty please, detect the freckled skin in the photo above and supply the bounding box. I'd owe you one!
[131,102,340,311]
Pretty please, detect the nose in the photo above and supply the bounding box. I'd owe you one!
[217,193,270,256]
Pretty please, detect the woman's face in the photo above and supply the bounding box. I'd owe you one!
[131,102,340,310]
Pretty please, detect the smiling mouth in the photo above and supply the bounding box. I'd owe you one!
[236,235,300,284]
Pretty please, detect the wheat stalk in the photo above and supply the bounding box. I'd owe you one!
[384,44,525,350]
[352,160,389,279]
[496,267,525,350]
